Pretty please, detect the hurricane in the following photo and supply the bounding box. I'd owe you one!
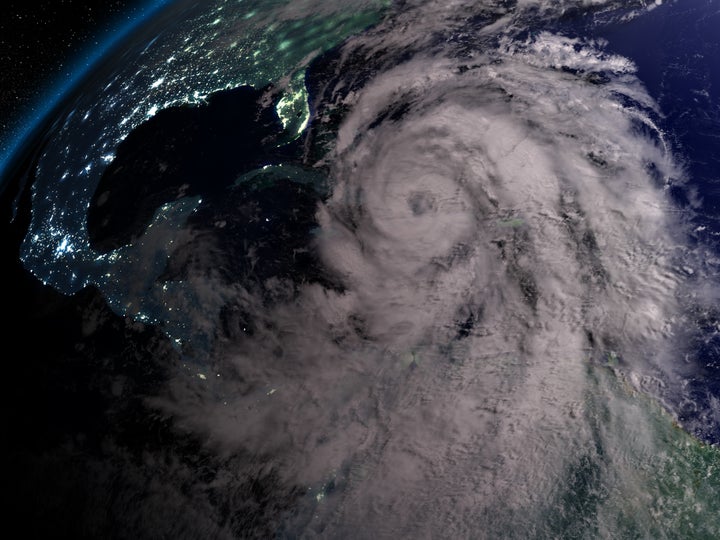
[8,0,720,537]
[156,2,720,536]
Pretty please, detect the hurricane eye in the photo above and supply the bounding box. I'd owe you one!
[407,190,437,216]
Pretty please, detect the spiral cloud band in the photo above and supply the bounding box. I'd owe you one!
[258,24,689,534]
[158,6,715,535]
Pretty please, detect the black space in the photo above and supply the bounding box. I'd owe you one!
[0,0,148,143]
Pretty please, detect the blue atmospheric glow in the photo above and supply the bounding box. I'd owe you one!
[0,0,174,180]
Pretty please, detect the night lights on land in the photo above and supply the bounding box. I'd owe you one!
[17,0,418,361]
